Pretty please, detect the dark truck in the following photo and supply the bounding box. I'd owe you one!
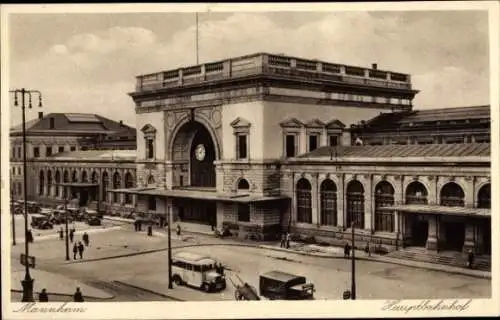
[259,271,315,300]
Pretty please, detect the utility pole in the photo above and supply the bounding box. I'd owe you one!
[167,206,173,289]
[65,196,70,261]
[351,221,356,300]
[11,188,16,245]
[195,12,199,64]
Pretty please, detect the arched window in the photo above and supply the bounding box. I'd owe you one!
[72,170,78,182]
[63,170,69,199]
[124,172,134,204]
[147,175,155,186]
[102,172,109,201]
[477,184,490,209]
[39,171,45,196]
[91,171,98,184]
[237,179,250,190]
[405,181,428,204]
[55,170,61,198]
[374,181,395,232]
[296,178,312,224]
[81,170,88,183]
[113,172,121,203]
[440,182,465,207]
[47,170,53,197]
[320,179,337,226]
[346,180,364,228]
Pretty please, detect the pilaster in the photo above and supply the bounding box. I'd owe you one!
[426,217,438,250]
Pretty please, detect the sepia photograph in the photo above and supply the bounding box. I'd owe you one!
[1,2,498,319]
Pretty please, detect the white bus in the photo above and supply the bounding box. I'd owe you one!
[171,251,227,292]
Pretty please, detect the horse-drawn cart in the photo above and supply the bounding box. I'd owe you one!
[228,274,260,301]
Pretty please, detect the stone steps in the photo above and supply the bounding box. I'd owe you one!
[388,247,491,272]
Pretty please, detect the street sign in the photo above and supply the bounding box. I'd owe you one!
[20,254,35,268]
[342,290,351,300]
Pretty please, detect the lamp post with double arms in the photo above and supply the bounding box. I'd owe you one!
[10,88,43,303]
[65,195,70,261]
[167,206,173,289]
[351,221,357,300]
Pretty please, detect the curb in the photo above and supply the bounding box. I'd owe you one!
[10,289,114,301]
[112,281,185,301]
[74,217,494,279]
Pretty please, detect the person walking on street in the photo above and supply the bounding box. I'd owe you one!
[344,242,351,258]
[280,233,286,248]
[364,242,371,257]
[73,287,84,302]
[78,241,85,259]
[38,288,49,302]
[69,228,75,243]
[82,232,89,247]
[285,232,291,249]
[176,224,181,236]
[467,249,475,269]
[73,243,78,260]
[58,227,64,240]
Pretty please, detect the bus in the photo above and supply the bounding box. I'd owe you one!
[171,251,226,293]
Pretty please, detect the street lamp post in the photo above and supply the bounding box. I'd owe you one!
[65,196,70,261]
[11,188,16,246]
[167,206,173,289]
[10,88,43,303]
[351,221,356,300]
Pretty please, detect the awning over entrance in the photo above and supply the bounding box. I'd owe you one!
[381,204,490,218]
[110,187,289,203]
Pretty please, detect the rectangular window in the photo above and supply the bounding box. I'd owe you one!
[237,134,248,159]
[329,135,339,146]
[17,147,22,159]
[58,146,64,153]
[46,146,52,157]
[146,138,154,159]
[33,147,40,158]
[70,146,76,151]
[238,204,250,222]
[285,135,296,158]
[308,135,318,152]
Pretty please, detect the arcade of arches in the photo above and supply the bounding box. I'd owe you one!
[292,177,491,254]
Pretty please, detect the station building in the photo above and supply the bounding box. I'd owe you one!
[11,53,491,256]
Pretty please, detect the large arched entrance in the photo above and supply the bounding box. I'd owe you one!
[170,120,219,226]
[171,121,217,188]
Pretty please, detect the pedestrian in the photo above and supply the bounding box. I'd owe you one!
[27,229,34,243]
[279,233,285,248]
[364,242,371,257]
[176,224,181,236]
[82,232,89,247]
[73,243,78,260]
[69,229,75,243]
[38,288,49,302]
[133,220,138,232]
[344,242,351,258]
[467,249,475,269]
[78,241,85,259]
[73,287,84,302]
[58,227,64,240]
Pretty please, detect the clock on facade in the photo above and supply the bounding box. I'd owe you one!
[195,144,206,161]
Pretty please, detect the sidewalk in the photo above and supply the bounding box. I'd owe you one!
[10,263,113,301]
[100,216,493,279]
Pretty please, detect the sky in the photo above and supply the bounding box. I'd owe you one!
[7,10,490,127]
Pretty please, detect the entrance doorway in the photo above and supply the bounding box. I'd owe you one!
[79,190,89,207]
[480,219,491,255]
[410,216,428,246]
[175,199,217,226]
[442,222,465,251]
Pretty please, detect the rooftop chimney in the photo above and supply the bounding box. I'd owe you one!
[38,112,43,120]
[372,63,378,70]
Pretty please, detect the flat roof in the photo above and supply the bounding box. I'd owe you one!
[381,204,490,218]
[261,271,305,282]
[173,251,216,264]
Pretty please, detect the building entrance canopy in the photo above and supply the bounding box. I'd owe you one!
[381,204,490,218]
[110,187,289,203]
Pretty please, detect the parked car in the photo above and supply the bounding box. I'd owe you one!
[30,214,54,230]
[259,271,315,300]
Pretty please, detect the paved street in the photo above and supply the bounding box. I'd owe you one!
[8,219,491,301]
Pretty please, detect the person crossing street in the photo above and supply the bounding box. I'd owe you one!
[82,232,89,247]
[73,243,78,260]
[78,241,85,259]
[69,228,75,243]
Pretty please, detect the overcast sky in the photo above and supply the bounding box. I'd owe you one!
[8,10,490,127]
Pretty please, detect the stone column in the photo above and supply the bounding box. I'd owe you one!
[216,202,224,229]
[465,177,474,208]
[426,216,438,250]
[165,161,174,190]
[311,175,319,225]
[291,174,297,226]
[463,220,476,252]
[364,175,372,230]
[336,175,344,229]
[428,176,438,205]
